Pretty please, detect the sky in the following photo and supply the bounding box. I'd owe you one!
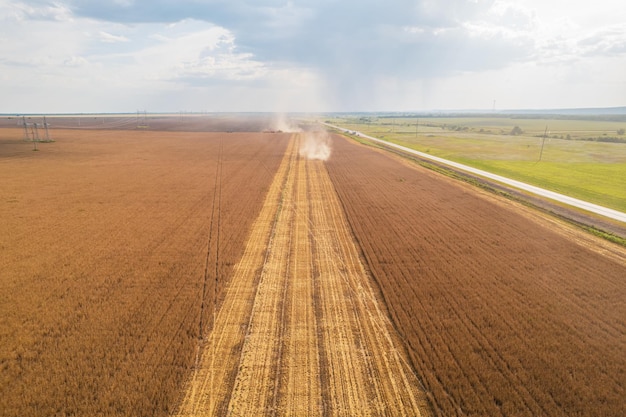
[1,0,625,113]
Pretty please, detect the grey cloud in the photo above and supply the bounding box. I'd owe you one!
[32,0,534,106]
[68,0,254,24]
[60,0,525,76]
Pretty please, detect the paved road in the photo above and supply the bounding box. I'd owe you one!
[324,123,626,224]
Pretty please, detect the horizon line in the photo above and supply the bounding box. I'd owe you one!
[2,105,626,117]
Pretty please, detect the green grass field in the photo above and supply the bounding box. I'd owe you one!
[329,116,626,213]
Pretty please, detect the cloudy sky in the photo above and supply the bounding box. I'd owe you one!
[1,0,625,113]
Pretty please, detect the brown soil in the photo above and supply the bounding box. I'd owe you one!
[326,133,626,417]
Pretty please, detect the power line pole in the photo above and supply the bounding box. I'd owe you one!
[22,116,30,141]
[538,126,548,162]
[43,116,51,141]
[30,123,39,151]
[31,123,40,142]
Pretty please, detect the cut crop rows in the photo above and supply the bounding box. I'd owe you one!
[175,134,430,416]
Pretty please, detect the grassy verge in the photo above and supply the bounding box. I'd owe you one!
[335,128,626,248]
[330,117,626,213]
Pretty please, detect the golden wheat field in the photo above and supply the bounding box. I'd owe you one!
[1,117,625,416]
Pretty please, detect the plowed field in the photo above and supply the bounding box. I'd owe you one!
[326,133,626,417]
[175,134,430,416]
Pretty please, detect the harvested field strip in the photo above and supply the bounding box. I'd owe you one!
[175,137,297,415]
[325,133,626,417]
[277,150,321,414]
[309,160,429,415]
[226,135,299,413]
[175,134,429,416]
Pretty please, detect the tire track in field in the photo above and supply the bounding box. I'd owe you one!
[174,133,429,416]
[174,137,296,416]
[225,135,299,414]
[274,145,322,415]
[308,159,429,416]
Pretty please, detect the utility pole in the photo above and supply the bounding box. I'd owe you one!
[538,126,548,162]
[415,118,419,137]
[31,123,39,142]
[43,116,51,141]
[22,116,30,141]
[31,123,39,151]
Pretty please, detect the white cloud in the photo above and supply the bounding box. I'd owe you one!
[98,31,129,43]
[578,26,626,57]
[63,55,88,67]
[0,4,325,112]
[0,0,624,112]
[1,0,73,22]
[129,23,268,84]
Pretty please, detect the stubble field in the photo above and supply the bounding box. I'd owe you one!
[1,117,625,416]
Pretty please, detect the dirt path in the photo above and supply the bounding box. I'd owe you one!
[174,134,429,416]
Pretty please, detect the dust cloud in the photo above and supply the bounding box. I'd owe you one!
[299,130,331,161]
[270,113,302,133]
[269,114,332,161]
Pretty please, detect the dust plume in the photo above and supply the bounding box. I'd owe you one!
[268,113,331,161]
[270,113,302,133]
[300,130,331,161]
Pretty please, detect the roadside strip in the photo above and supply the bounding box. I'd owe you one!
[323,122,626,224]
